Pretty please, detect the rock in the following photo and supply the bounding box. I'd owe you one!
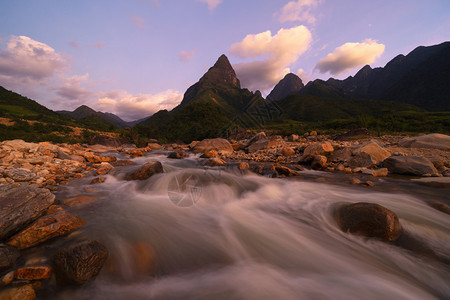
[0,184,55,240]
[280,147,295,157]
[371,168,388,177]
[309,131,318,136]
[126,161,163,180]
[2,140,38,153]
[7,211,86,249]
[96,162,113,175]
[273,164,299,177]
[398,133,450,150]
[205,158,227,166]
[300,142,334,161]
[311,155,327,170]
[334,128,373,141]
[168,150,188,159]
[247,132,266,145]
[349,141,391,168]
[427,201,450,215]
[287,134,299,142]
[147,143,163,150]
[361,180,375,187]
[3,168,35,182]
[189,141,199,148]
[383,156,439,176]
[62,195,99,207]
[14,266,52,280]
[52,240,108,285]
[69,155,85,162]
[336,202,402,242]
[248,136,285,153]
[111,160,136,167]
[351,177,361,184]
[239,162,250,170]
[0,271,14,287]
[46,205,64,215]
[193,138,233,154]
[56,149,72,160]
[0,245,20,273]
[90,177,106,184]
[88,135,122,147]
[0,284,36,300]
[200,150,218,158]
[336,164,345,172]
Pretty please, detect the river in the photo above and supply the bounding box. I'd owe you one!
[46,151,449,299]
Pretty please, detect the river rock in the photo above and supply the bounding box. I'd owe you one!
[2,140,38,153]
[349,141,391,168]
[383,156,439,176]
[14,266,52,280]
[280,147,295,157]
[0,245,20,273]
[205,158,227,166]
[0,284,36,300]
[126,161,163,180]
[96,162,114,175]
[239,162,249,170]
[398,133,450,150]
[90,177,106,184]
[193,138,233,154]
[62,195,99,207]
[427,201,450,214]
[200,150,218,158]
[248,136,285,153]
[111,160,136,167]
[287,134,299,142]
[147,143,163,150]
[56,149,72,160]
[3,168,35,182]
[52,240,108,285]
[7,210,86,249]
[0,184,55,240]
[273,164,299,177]
[247,132,266,145]
[300,142,334,162]
[168,150,188,159]
[336,202,402,242]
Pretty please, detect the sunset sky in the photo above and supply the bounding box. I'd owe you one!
[1,0,449,121]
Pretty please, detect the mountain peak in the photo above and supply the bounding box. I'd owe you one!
[267,73,304,101]
[199,54,240,88]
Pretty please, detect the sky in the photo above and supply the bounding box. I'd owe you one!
[0,0,449,121]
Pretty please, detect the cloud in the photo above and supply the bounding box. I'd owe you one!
[277,0,321,24]
[131,15,145,28]
[68,41,80,48]
[53,74,93,101]
[296,68,309,83]
[197,0,222,11]
[229,25,312,92]
[315,39,385,75]
[0,35,68,88]
[93,41,105,49]
[95,89,183,121]
[178,50,196,62]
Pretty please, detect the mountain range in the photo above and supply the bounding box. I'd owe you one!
[57,105,130,129]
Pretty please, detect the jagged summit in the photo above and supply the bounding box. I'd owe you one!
[267,73,304,102]
[199,54,240,89]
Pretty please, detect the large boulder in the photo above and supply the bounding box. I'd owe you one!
[348,141,391,168]
[7,210,86,249]
[398,133,450,150]
[192,138,233,154]
[0,184,55,240]
[88,135,122,147]
[383,155,439,176]
[52,240,108,285]
[126,161,163,180]
[1,140,38,153]
[300,142,334,161]
[335,202,402,242]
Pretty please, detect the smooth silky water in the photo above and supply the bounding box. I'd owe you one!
[47,152,449,299]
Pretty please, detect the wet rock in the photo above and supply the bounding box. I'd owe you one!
[311,155,327,170]
[96,162,113,175]
[62,195,99,207]
[287,134,299,142]
[46,205,64,215]
[336,202,402,242]
[300,142,334,162]
[0,184,55,240]
[0,271,14,286]
[90,177,106,184]
[88,135,122,147]
[247,132,266,145]
[7,210,86,249]
[361,180,375,187]
[205,158,227,166]
[398,133,450,150]
[193,138,233,154]
[0,284,36,300]
[126,161,163,180]
[56,149,72,160]
[168,150,188,159]
[111,160,136,167]
[200,150,218,158]
[427,201,450,215]
[69,155,85,162]
[383,155,439,176]
[3,168,35,182]
[349,141,391,168]
[280,147,295,157]
[0,245,20,273]
[147,143,163,150]
[52,240,108,285]
[273,164,299,177]
[248,136,285,153]
[351,177,361,184]
[14,266,52,280]
[361,168,389,177]
[239,162,249,170]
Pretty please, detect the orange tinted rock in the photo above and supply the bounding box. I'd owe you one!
[7,211,86,249]
[0,284,35,300]
[96,163,113,175]
[239,162,250,170]
[280,147,295,157]
[111,160,137,167]
[90,177,106,184]
[46,205,64,215]
[14,266,51,280]
[201,150,218,158]
[126,161,163,180]
[62,195,98,207]
[274,164,299,177]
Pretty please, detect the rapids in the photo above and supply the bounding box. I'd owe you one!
[48,152,449,299]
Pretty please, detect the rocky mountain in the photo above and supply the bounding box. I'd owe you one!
[139,54,270,142]
[266,73,304,102]
[58,105,129,129]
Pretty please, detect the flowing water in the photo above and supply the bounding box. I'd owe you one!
[47,152,449,299]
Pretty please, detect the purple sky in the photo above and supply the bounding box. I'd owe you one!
[1,0,449,121]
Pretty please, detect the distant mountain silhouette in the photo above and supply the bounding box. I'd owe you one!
[58,105,129,129]
[267,73,304,102]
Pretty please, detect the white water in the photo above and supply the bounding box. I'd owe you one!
[53,154,450,300]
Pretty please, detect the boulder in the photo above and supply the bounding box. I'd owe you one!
[56,148,72,160]
[14,266,52,280]
[200,150,218,158]
[280,147,295,157]
[336,202,402,242]
[383,156,439,176]
[3,168,35,182]
[247,132,266,145]
[168,150,188,159]
[111,160,136,167]
[205,158,227,166]
[427,201,450,215]
[88,135,122,147]
[0,245,20,273]
[96,162,114,175]
[0,284,35,300]
[300,142,334,161]
[52,240,108,285]
[147,143,163,150]
[0,184,55,240]
[287,134,299,142]
[273,164,299,177]
[348,141,391,168]
[238,162,249,170]
[126,161,163,180]
[7,210,86,249]
[248,136,285,153]
[192,138,233,154]
[398,133,450,150]
[311,155,327,170]
[2,140,38,153]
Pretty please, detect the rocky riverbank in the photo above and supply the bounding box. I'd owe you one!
[0,131,449,298]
